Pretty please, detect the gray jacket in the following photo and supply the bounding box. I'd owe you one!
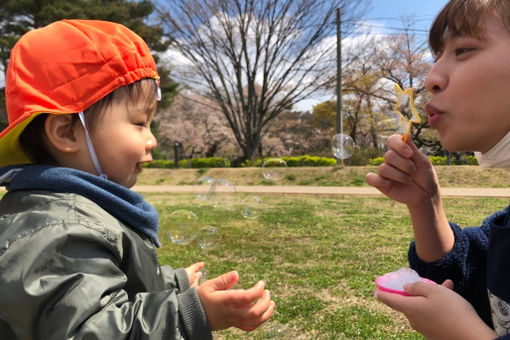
[0,190,212,340]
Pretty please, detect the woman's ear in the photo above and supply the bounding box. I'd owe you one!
[44,114,82,154]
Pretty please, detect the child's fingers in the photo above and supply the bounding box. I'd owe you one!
[238,292,276,331]
[204,271,239,291]
[244,289,272,317]
[186,262,205,274]
[223,281,266,305]
[239,301,276,331]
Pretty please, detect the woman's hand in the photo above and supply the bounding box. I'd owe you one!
[375,279,497,340]
[365,134,440,209]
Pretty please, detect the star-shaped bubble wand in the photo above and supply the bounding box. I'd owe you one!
[393,83,421,142]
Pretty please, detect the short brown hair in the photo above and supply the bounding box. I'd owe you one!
[429,0,510,57]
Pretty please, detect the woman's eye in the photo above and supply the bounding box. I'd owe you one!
[454,47,473,56]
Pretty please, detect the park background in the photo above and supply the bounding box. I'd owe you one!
[4,1,508,339]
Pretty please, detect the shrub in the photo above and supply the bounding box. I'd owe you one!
[242,155,336,167]
[463,155,478,165]
[368,157,384,166]
[429,156,447,165]
[142,157,230,168]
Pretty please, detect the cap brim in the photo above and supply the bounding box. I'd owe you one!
[0,112,46,167]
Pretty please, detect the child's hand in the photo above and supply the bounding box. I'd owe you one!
[365,134,440,209]
[198,270,275,331]
[185,262,205,287]
[375,280,497,340]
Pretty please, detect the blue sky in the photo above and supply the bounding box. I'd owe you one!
[365,0,447,37]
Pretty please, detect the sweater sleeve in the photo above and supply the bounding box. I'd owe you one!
[408,214,498,327]
[0,220,212,340]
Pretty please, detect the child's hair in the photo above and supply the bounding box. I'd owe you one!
[18,79,159,165]
[429,0,510,57]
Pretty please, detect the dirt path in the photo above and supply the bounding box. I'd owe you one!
[132,185,510,198]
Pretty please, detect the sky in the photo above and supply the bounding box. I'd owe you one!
[295,0,448,111]
[0,0,449,105]
[366,0,447,35]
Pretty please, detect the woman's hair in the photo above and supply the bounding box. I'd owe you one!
[19,79,159,165]
[429,0,510,57]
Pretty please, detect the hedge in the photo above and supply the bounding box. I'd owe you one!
[142,157,230,169]
[143,154,479,169]
[242,155,337,167]
[368,155,479,166]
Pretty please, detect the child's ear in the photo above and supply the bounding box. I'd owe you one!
[44,114,81,153]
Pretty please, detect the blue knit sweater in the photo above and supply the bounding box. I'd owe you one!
[409,205,510,338]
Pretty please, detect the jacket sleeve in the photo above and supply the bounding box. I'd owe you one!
[161,266,190,291]
[408,212,500,327]
[0,220,212,340]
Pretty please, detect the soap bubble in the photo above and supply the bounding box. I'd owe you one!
[331,133,355,160]
[192,176,215,202]
[199,268,208,285]
[211,178,237,206]
[195,226,220,251]
[241,196,262,219]
[262,158,287,181]
[376,110,409,140]
[166,209,200,246]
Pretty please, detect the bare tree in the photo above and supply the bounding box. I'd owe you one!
[156,0,368,163]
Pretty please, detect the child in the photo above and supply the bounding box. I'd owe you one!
[0,20,274,339]
[366,0,510,339]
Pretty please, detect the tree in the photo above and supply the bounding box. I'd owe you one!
[156,0,368,163]
[0,0,178,128]
[333,21,441,153]
[311,101,336,130]
[156,93,237,159]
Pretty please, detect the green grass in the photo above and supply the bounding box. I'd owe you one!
[137,166,510,188]
[144,192,508,339]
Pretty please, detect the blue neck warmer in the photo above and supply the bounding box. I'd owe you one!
[0,165,160,246]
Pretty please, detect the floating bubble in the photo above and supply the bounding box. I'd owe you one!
[195,226,220,251]
[192,176,215,202]
[166,209,200,246]
[241,196,262,219]
[199,268,208,285]
[211,178,237,206]
[267,324,288,338]
[331,133,355,160]
[262,158,287,181]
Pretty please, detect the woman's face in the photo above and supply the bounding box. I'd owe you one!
[425,16,510,153]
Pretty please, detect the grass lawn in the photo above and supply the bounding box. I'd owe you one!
[144,189,508,339]
[137,166,510,188]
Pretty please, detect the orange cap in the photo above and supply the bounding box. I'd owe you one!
[1,19,159,166]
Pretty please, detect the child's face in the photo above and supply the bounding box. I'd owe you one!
[425,15,510,153]
[86,82,157,188]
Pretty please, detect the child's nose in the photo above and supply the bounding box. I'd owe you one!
[146,134,157,151]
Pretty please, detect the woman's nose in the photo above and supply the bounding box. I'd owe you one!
[425,58,448,94]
